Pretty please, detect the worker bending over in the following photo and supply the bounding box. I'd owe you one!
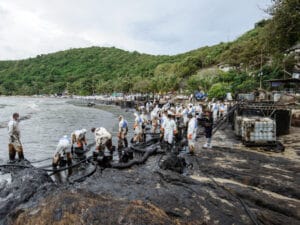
[71,129,87,154]
[52,135,72,167]
[91,127,113,155]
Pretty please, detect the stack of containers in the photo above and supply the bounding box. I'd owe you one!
[241,117,276,143]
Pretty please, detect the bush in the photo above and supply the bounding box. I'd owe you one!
[208,82,231,99]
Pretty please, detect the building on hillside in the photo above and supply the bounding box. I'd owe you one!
[268,43,300,93]
[266,77,300,94]
[218,64,236,72]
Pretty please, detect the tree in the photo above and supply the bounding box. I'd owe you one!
[187,68,223,92]
[265,0,300,52]
[132,78,151,93]
[208,83,231,99]
[235,79,258,93]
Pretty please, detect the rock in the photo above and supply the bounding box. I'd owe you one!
[0,166,54,225]
[159,153,187,174]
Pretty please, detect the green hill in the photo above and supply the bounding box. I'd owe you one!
[0,34,266,96]
[0,47,181,95]
[0,0,299,96]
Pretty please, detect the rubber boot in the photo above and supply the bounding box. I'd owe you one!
[93,151,99,161]
[52,154,59,168]
[67,159,72,166]
[9,151,16,162]
[124,138,128,148]
[110,146,115,156]
[18,151,24,161]
[118,150,122,162]
[167,143,172,152]
[207,138,212,148]
[8,144,16,162]
[118,139,123,151]
[67,153,72,166]
[160,133,164,143]
[189,146,195,155]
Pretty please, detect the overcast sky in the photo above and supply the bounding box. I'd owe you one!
[0,0,271,60]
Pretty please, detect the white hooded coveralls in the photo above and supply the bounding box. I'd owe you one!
[162,117,177,144]
[8,118,21,149]
[94,127,112,146]
[55,136,71,155]
[187,117,197,148]
[134,113,143,135]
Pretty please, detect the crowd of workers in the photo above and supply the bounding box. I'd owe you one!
[134,101,226,154]
[7,100,229,166]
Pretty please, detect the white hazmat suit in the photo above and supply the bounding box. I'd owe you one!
[162,116,177,145]
[187,117,197,153]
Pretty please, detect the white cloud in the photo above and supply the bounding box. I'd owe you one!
[0,0,271,60]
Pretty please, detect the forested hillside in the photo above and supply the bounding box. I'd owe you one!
[0,0,299,96]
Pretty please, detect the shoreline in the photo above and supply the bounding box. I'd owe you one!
[0,97,300,224]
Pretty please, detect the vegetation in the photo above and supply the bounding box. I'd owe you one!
[0,0,298,98]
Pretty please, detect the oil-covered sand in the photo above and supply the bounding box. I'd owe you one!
[1,126,299,225]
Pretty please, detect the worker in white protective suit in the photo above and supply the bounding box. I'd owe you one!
[150,105,161,133]
[162,111,177,151]
[195,104,203,118]
[187,113,197,155]
[211,101,219,121]
[188,103,195,114]
[118,115,128,149]
[71,129,87,154]
[133,112,143,143]
[52,135,72,167]
[181,106,189,127]
[150,105,159,121]
[175,104,182,115]
[141,110,148,142]
[91,127,112,154]
[8,113,24,162]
